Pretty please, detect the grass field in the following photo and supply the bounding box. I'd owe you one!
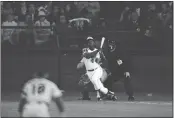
[1,92,173,117]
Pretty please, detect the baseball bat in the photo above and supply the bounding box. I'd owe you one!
[100,37,105,49]
[100,37,107,60]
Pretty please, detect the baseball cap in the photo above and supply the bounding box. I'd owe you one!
[38,11,46,17]
[86,36,94,41]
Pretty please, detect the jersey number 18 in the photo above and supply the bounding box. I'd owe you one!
[32,84,45,95]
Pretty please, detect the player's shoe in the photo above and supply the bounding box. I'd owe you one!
[112,95,117,101]
[106,91,117,101]
[107,91,115,97]
[105,95,117,101]
[128,96,135,101]
[97,97,103,101]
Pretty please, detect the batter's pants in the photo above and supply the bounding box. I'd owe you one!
[87,67,108,94]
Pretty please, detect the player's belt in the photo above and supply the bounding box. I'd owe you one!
[38,101,49,106]
[28,101,49,107]
[87,68,98,72]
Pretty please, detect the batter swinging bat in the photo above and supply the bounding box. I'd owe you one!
[100,37,105,48]
[100,37,107,60]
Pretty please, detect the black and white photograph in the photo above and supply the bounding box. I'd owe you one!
[1,1,173,117]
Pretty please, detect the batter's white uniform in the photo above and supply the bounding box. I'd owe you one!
[81,48,108,94]
[21,78,62,117]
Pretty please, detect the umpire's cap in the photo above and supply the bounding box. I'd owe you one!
[33,72,49,79]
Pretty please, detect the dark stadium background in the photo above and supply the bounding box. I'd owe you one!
[2,33,172,94]
[1,1,173,94]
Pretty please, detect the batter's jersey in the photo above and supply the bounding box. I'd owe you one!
[81,48,101,70]
[21,78,62,104]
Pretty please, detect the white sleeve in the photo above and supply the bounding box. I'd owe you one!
[80,57,85,63]
[96,52,100,59]
[21,83,28,99]
[52,83,62,98]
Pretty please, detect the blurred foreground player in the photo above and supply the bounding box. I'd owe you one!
[18,72,65,117]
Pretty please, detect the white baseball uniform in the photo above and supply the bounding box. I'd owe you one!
[81,48,108,94]
[21,78,62,117]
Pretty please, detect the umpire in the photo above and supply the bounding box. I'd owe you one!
[104,40,135,101]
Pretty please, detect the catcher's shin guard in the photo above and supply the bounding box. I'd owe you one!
[82,89,91,100]
[78,73,91,100]
[78,87,91,100]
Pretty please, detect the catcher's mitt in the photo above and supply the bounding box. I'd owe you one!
[78,74,91,86]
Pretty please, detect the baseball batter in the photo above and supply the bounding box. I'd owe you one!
[18,72,65,117]
[77,36,117,101]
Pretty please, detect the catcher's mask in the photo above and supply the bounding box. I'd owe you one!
[108,40,116,52]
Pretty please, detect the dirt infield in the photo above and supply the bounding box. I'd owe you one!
[1,101,172,117]
[1,92,172,117]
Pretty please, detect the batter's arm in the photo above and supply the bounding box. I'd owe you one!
[18,88,27,116]
[53,97,65,113]
[52,83,66,117]
[83,49,101,59]
[18,98,27,116]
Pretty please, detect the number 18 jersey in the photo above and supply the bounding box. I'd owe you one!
[21,78,62,104]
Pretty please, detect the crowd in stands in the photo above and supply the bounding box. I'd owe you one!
[1,1,173,46]
[121,2,173,36]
